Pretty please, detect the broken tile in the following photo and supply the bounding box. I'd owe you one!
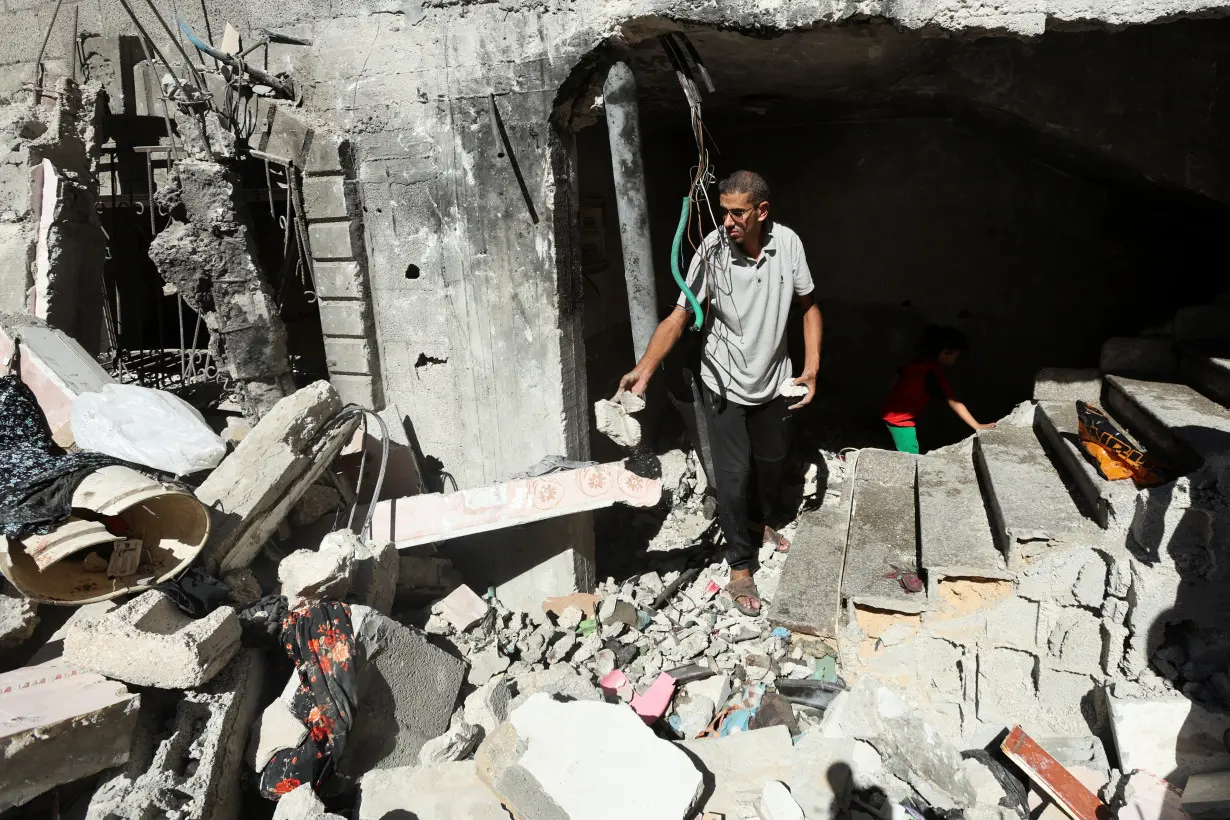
[438,584,488,631]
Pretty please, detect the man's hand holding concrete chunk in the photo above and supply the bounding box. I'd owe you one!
[615,171,823,617]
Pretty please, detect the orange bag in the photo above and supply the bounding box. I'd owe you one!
[1076,401,1168,488]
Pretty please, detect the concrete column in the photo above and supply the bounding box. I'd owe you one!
[603,60,659,361]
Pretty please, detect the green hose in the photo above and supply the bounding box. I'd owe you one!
[672,196,704,330]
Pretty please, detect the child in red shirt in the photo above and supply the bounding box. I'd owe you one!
[881,326,996,454]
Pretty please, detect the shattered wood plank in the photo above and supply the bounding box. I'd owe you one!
[1001,725,1110,820]
[368,463,662,548]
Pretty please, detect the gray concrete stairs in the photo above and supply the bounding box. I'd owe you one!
[772,299,1230,637]
[1035,399,1139,530]
[975,411,1092,568]
[1178,344,1230,408]
[1104,375,1230,472]
[770,472,854,642]
[839,449,923,613]
[916,444,1008,582]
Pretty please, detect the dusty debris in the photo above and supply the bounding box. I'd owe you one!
[271,783,345,820]
[64,590,240,688]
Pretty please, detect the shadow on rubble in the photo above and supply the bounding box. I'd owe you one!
[1129,433,1230,785]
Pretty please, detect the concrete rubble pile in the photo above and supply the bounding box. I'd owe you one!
[3,342,1230,820]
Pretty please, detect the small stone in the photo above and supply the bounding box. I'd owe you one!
[0,590,39,649]
[547,631,577,664]
[572,634,602,665]
[468,647,510,686]
[727,623,761,643]
[425,613,452,635]
[557,606,584,630]
[639,572,664,594]
[594,649,617,678]
[671,693,715,739]
[520,632,547,665]
[677,631,710,661]
[220,568,262,605]
[601,621,627,640]
[464,674,512,734]
[418,719,481,764]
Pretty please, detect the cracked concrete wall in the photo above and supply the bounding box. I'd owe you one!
[2,0,1230,483]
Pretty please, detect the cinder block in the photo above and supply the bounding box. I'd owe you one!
[312,260,365,300]
[86,650,265,820]
[263,106,313,166]
[337,606,467,775]
[308,220,360,260]
[64,590,240,688]
[318,299,369,337]
[302,175,351,220]
[325,336,374,375]
[331,373,380,409]
[305,132,346,175]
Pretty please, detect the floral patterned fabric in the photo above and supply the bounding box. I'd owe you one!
[0,366,122,538]
[257,599,358,800]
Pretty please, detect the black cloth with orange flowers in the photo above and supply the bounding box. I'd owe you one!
[240,597,358,801]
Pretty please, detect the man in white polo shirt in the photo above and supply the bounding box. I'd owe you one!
[617,170,822,617]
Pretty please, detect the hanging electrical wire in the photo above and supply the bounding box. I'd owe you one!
[658,31,721,332]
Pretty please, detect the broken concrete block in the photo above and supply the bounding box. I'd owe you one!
[358,761,508,820]
[198,381,354,573]
[247,694,308,773]
[64,590,240,688]
[279,530,398,614]
[272,783,344,820]
[418,718,482,764]
[477,693,703,819]
[1108,694,1230,787]
[464,674,512,735]
[1180,770,1230,817]
[399,553,462,596]
[0,587,38,648]
[670,692,715,739]
[686,674,732,711]
[681,726,794,816]
[820,678,976,811]
[336,605,466,777]
[468,645,510,686]
[512,664,603,709]
[0,659,140,812]
[86,649,264,820]
[757,780,805,820]
[438,583,488,631]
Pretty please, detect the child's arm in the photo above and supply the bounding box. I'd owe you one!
[948,399,997,432]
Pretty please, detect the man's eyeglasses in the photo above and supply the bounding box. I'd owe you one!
[722,206,755,219]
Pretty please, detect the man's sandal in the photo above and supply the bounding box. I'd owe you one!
[751,523,791,553]
[726,575,762,617]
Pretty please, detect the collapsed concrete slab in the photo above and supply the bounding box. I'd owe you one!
[197,381,356,573]
[679,726,795,816]
[477,693,703,819]
[358,761,508,820]
[0,312,113,435]
[64,590,240,688]
[335,605,466,777]
[85,649,265,820]
[0,659,140,812]
[279,529,398,614]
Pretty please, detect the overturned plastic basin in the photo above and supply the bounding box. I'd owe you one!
[0,466,210,605]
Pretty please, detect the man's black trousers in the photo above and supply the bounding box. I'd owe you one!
[700,385,791,572]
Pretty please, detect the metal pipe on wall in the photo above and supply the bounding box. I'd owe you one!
[603,60,660,361]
